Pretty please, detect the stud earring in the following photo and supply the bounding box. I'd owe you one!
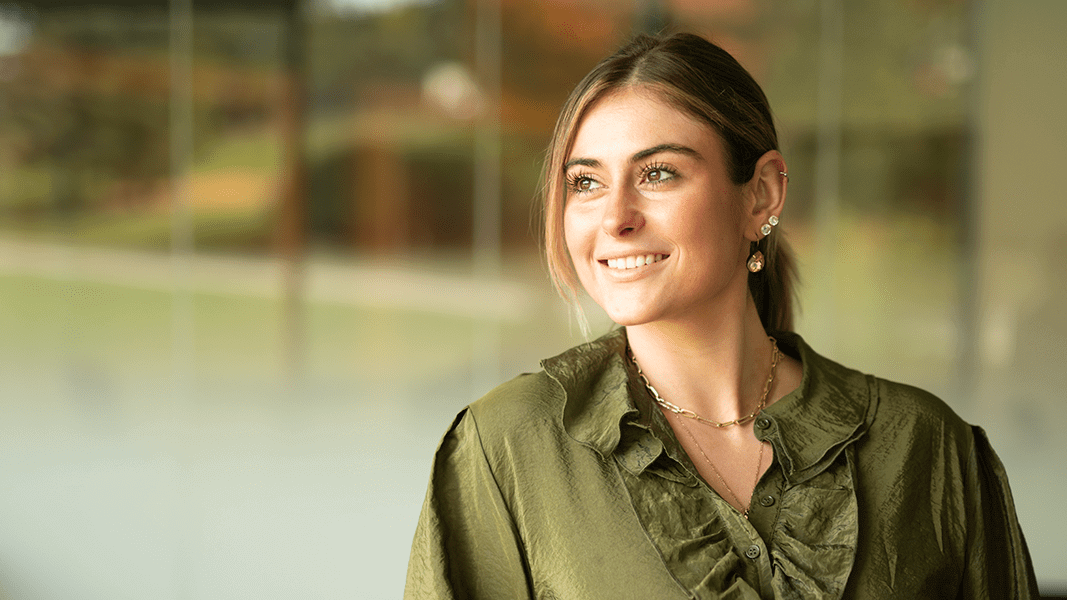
[759,215,779,236]
[779,171,788,178]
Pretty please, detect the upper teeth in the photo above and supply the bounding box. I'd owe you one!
[606,254,665,270]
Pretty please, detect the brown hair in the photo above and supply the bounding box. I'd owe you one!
[542,32,798,332]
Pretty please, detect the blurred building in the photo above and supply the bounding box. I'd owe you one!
[0,0,1063,597]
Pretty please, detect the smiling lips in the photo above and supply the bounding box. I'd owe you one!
[603,254,668,270]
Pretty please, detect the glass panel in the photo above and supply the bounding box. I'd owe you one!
[0,0,1062,596]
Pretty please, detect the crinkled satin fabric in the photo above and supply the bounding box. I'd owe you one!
[404,329,1039,599]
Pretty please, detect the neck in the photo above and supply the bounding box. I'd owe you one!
[626,293,772,424]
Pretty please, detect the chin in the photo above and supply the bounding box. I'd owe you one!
[601,305,661,328]
[589,289,666,327]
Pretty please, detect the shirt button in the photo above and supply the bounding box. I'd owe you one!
[755,417,772,430]
[745,545,761,559]
[759,495,776,507]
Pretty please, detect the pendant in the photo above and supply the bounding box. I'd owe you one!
[747,250,765,273]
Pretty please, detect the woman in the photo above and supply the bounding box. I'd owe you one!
[405,33,1038,599]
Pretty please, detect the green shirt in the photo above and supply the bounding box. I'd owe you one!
[405,329,1038,599]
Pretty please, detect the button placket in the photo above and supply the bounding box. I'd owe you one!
[745,453,782,563]
[743,461,779,599]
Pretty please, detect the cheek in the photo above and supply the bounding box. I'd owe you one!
[562,206,587,259]
[562,207,599,289]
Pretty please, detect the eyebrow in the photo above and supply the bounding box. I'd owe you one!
[564,143,703,170]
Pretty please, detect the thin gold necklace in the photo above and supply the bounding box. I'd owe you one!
[629,337,779,518]
[630,337,780,428]
[674,416,765,518]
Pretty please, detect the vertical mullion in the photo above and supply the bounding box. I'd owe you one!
[812,0,844,352]
[472,0,503,393]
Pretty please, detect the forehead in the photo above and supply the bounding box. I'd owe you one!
[567,87,720,161]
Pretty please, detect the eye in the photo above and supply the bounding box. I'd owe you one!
[567,172,603,194]
[641,163,677,186]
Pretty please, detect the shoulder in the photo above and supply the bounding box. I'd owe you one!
[788,332,972,437]
[436,364,614,505]
[851,374,980,480]
[436,369,572,473]
[464,329,630,447]
[869,376,972,439]
[428,371,566,491]
[466,370,565,438]
[784,332,975,453]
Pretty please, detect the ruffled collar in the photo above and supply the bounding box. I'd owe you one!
[540,327,878,486]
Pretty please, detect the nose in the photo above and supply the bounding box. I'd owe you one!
[601,185,644,237]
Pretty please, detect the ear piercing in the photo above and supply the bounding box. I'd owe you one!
[748,215,780,273]
[749,170,785,272]
[759,215,779,236]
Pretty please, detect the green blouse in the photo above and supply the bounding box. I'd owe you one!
[404,329,1038,599]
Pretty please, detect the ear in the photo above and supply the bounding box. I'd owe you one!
[743,150,788,242]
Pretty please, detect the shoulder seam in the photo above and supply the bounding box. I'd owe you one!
[464,409,533,565]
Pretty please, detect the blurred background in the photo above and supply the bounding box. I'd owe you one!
[0,0,1063,597]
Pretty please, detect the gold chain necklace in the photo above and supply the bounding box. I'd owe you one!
[629,337,780,518]
[675,417,765,518]
[630,337,780,428]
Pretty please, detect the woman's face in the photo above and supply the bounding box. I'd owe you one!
[562,87,753,327]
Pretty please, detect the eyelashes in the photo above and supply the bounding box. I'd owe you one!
[640,161,676,185]
[565,161,678,195]
[566,171,598,194]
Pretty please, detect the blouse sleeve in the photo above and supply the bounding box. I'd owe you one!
[404,408,532,600]
[959,426,1040,599]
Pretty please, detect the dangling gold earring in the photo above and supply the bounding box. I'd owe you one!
[747,240,765,273]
